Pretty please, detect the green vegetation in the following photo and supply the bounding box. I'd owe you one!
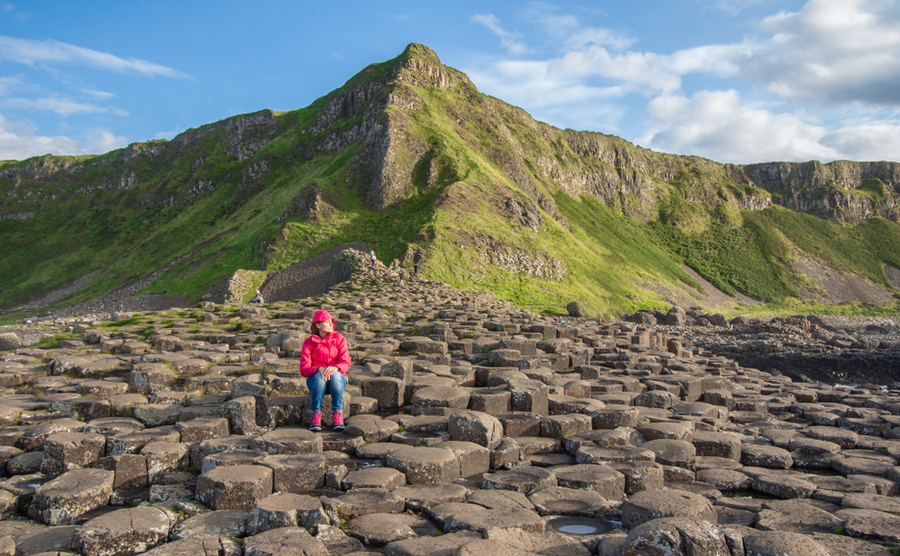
[1,43,898,323]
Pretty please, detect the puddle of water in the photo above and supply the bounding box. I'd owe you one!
[557,524,599,535]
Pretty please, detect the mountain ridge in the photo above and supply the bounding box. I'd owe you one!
[1,43,898,320]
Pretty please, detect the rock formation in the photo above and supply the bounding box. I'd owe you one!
[0,264,898,555]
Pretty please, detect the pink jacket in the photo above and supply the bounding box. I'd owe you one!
[299,310,351,378]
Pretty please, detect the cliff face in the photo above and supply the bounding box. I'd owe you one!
[2,45,897,225]
[0,43,898,315]
[744,160,900,223]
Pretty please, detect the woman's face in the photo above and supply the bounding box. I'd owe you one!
[315,319,334,335]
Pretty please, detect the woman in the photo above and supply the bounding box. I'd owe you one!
[299,309,351,431]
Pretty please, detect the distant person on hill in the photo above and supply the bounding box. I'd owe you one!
[369,250,377,267]
[399,269,406,286]
[413,262,419,278]
[299,309,350,432]
[249,290,264,304]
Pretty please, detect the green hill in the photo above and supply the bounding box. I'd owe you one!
[1,44,899,322]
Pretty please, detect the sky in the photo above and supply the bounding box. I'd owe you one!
[1,0,898,165]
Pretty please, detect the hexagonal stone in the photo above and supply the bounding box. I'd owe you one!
[195,464,273,510]
[344,417,399,443]
[692,431,742,461]
[241,527,328,556]
[140,442,190,484]
[575,445,656,465]
[611,461,666,496]
[742,444,794,469]
[641,439,696,467]
[385,446,461,484]
[29,468,115,525]
[755,499,843,534]
[89,453,149,491]
[427,501,545,535]
[323,488,405,520]
[342,467,406,491]
[411,387,470,409]
[253,429,323,455]
[621,489,716,530]
[448,411,504,449]
[22,418,84,451]
[347,513,421,546]
[40,432,107,477]
[554,464,626,501]
[467,388,511,415]
[840,492,900,516]
[474,527,592,556]
[107,427,181,456]
[637,422,694,442]
[623,517,729,556]
[393,482,470,512]
[743,531,832,556]
[390,430,450,447]
[169,509,249,541]
[140,536,242,556]
[246,493,328,536]
[806,426,858,449]
[435,440,490,478]
[695,468,752,491]
[74,506,175,556]
[528,486,613,517]
[833,508,900,544]
[831,455,895,476]
[482,466,556,495]
[752,473,817,499]
[465,488,534,512]
[174,417,230,443]
[200,449,268,473]
[258,454,326,493]
[362,377,406,409]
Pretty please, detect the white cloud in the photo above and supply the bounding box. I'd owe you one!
[472,14,529,55]
[638,89,900,163]
[549,47,681,94]
[673,0,900,107]
[0,36,191,79]
[2,95,123,116]
[819,122,900,161]
[0,114,126,161]
[464,1,900,163]
[78,88,116,100]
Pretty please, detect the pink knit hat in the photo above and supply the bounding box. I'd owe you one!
[310,309,335,334]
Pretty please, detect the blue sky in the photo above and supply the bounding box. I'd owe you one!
[1,0,898,164]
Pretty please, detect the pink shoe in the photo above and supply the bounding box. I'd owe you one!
[309,411,322,432]
[333,410,345,432]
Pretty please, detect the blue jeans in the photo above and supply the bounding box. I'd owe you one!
[306,371,347,412]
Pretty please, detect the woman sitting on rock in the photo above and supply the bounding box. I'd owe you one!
[299,309,350,431]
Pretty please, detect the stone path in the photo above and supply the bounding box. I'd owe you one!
[0,250,898,555]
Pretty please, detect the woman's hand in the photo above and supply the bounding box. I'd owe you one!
[320,366,339,380]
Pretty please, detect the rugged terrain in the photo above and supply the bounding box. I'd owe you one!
[1,44,899,323]
[0,252,898,556]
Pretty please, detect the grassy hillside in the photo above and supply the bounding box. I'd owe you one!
[1,44,898,324]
